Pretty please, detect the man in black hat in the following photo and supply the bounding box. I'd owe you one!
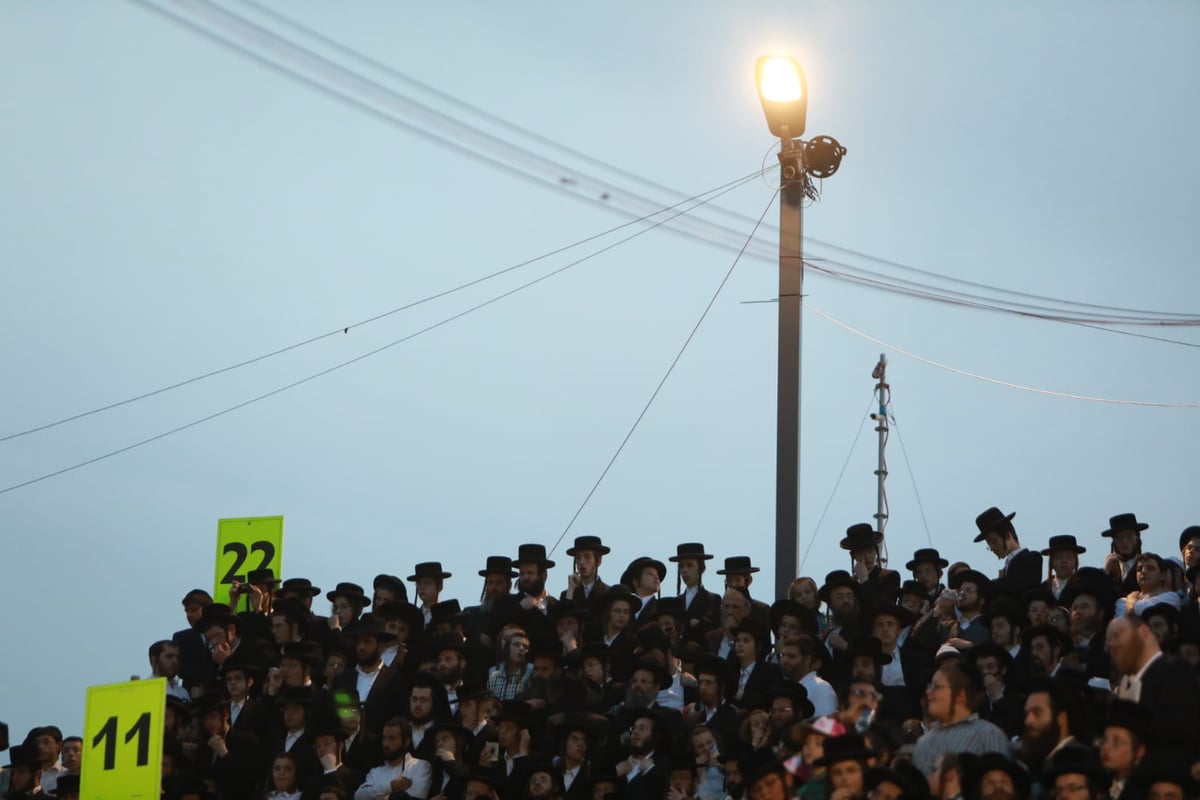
[408,672,453,753]
[173,588,215,697]
[974,507,1043,599]
[614,708,667,800]
[1041,536,1086,601]
[194,694,262,799]
[706,586,753,659]
[1019,677,1082,775]
[1098,700,1149,800]
[3,744,42,799]
[621,557,667,623]
[907,548,950,602]
[959,752,1031,800]
[408,562,454,628]
[493,544,559,642]
[764,682,814,746]
[943,569,992,649]
[716,557,772,629]
[841,523,901,610]
[968,643,1025,738]
[1101,514,1148,596]
[729,618,782,711]
[818,570,862,666]
[264,686,320,780]
[470,556,519,650]
[1024,625,1071,678]
[669,543,722,643]
[684,654,741,746]
[1061,570,1115,679]
[1105,614,1199,763]
[199,603,273,685]
[302,723,363,798]
[356,715,434,799]
[223,656,268,742]
[562,535,611,611]
[332,617,406,737]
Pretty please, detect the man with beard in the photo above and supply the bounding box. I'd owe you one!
[958,753,1031,800]
[717,750,748,800]
[818,570,861,673]
[614,708,667,800]
[408,672,452,753]
[526,761,566,800]
[609,659,671,719]
[332,618,405,736]
[706,587,753,659]
[944,569,992,649]
[493,544,559,644]
[778,634,837,718]
[669,543,721,643]
[1018,678,1078,775]
[431,635,469,717]
[765,683,814,750]
[355,716,433,800]
[1061,571,1114,674]
[472,556,518,647]
[562,536,611,612]
[684,654,740,746]
[1106,614,1199,763]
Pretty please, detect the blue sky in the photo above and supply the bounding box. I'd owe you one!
[2,1,1198,738]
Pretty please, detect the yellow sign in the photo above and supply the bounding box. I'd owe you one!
[81,678,165,800]
[213,515,285,608]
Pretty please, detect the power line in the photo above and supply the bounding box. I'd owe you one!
[1,169,764,443]
[0,170,756,497]
[804,302,1200,409]
[887,401,934,548]
[548,190,779,557]
[237,0,1197,323]
[156,0,1198,331]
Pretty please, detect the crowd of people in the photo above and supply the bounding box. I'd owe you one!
[3,509,1200,800]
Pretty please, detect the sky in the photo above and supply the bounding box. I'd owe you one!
[2,1,1198,739]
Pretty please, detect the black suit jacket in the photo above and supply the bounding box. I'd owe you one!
[730,660,782,710]
[341,728,383,777]
[859,568,902,610]
[1138,655,1199,762]
[680,586,722,643]
[560,578,611,614]
[171,627,212,694]
[332,666,408,737]
[995,549,1044,599]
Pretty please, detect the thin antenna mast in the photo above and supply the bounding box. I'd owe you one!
[870,354,890,562]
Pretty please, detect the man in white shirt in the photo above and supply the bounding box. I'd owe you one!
[778,635,837,719]
[149,640,191,702]
[408,562,452,627]
[355,716,433,800]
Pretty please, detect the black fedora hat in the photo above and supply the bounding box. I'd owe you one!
[547,710,610,745]
[1058,570,1116,612]
[629,657,673,690]
[1041,535,1087,556]
[1178,525,1200,552]
[492,699,535,729]
[897,580,930,602]
[1022,624,1072,654]
[598,585,642,614]
[716,556,759,576]
[277,686,317,707]
[960,752,1031,799]
[246,568,280,586]
[730,617,771,647]
[279,640,326,667]
[407,562,452,582]
[512,543,556,570]
[650,596,686,621]
[860,600,916,631]
[1042,744,1108,787]
[840,523,883,551]
[948,569,992,595]
[692,653,732,684]
[620,556,667,588]
[374,601,424,632]
[769,599,820,636]
[764,681,815,719]
[845,636,893,665]
[812,733,877,767]
[980,597,1025,630]
[565,535,611,556]
[865,761,930,799]
[966,641,1015,671]
[669,542,714,562]
[906,547,949,570]
[326,582,370,608]
[197,603,238,630]
[373,574,408,597]
[818,570,859,602]
[339,616,398,642]
[1104,699,1152,740]
[974,507,1016,542]
[220,654,261,679]
[280,577,321,598]
[429,599,467,627]
[478,556,519,578]
[1102,513,1149,538]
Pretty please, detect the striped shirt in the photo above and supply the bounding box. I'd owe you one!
[911,713,1011,777]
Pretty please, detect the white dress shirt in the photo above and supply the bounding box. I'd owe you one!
[354,754,433,800]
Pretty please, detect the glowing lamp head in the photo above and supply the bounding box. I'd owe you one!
[756,55,807,139]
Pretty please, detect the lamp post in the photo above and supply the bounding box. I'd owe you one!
[755,56,846,599]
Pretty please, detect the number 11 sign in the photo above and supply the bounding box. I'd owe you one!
[213,515,285,608]
[81,678,165,799]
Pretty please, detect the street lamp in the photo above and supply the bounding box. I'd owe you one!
[755,55,846,599]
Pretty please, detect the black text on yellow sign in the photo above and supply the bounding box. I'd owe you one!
[213,515,284,607]
[81,678,166,799]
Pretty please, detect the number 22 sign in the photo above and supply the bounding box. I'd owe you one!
[213,516,284,608]
[81,678,165,799]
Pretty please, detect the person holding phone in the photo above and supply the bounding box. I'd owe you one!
[561,535,611,612]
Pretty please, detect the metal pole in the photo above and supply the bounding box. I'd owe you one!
[775,138,805,599]
[873,354,889,543]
